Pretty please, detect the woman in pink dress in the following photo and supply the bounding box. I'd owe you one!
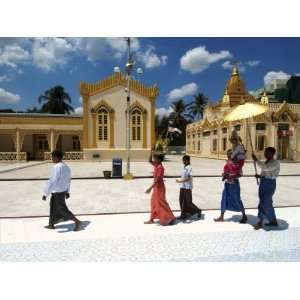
[144,152,176,226]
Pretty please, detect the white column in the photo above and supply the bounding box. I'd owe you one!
[290,125,297,160]
[50,129,55,152]
[16,128,20,161]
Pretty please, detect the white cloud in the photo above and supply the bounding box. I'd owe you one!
[264,71,291,85]
[79,96,82,104]
[0,37,167,76]
[0,75,12,82]
[106,37,140,59]
[167,83,198,101]
[73,106,83,115]
[137,46,167,69]
[32,38,75,72]
[222,60,260,72]
[246,60,260,67]
[0,88,20,104]
[222,60,234,70]
[180,46,232,74]
[69,37,140,63]
[156,106,173,118]
[0,44,31,69]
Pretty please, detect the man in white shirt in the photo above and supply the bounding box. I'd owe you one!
[42,150,81,231]
[176,155,201,220]
[252,147,280,230]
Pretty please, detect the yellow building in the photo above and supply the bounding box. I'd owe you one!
[0,72,158,161]
[186,66,300,161]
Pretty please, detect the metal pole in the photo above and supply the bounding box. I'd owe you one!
[124,38,133,179]
[246,118,259,185]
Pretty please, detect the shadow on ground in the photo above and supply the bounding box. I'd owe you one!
[150,213,205,226]
[55,220,91,233]
[226,214,289,231]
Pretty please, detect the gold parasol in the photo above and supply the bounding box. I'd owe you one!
[224,102,268,184]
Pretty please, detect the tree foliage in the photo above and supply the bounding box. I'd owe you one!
[38,86,74,114]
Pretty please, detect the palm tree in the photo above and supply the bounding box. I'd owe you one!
[187,92,208,120]
[155,114,170,138]
[26,106,39,113]
[38,86,74,114]
[169,99,192,146]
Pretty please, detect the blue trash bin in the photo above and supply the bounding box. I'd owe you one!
[112,157,122,177]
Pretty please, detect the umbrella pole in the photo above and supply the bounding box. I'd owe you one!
[246,119,259,185]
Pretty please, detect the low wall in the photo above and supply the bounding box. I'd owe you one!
[0,152,27,161]
[83,148,151,161]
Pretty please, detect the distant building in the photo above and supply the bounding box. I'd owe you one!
[0,73,158,161]
[186,66,300,161]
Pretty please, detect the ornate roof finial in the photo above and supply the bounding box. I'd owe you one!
[222,87,230,104]
[261,88,269,105]
[232,61,239,75]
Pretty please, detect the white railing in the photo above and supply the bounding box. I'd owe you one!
[44,151,83,161]
[0,152,27,161]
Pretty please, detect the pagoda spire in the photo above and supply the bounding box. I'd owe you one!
[232,61,239,75]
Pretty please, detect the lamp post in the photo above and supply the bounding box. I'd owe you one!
[114,37,143,180]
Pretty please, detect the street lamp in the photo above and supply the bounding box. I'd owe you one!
[114,37,143,180]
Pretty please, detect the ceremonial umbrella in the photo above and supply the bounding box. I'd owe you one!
[224,102,268,184]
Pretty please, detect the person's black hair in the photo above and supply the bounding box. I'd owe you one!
[153,153,164,162]
[227,149,233,155]
[265,147,276,156]
[182,155,191,163]
[51,150,64,160]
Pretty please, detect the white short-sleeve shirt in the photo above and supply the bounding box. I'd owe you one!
[43,162,71,196]
[180,165,193,190]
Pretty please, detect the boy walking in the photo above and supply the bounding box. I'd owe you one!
[176,155,201,220]
[42,150,81,231]
[252,147,280,230]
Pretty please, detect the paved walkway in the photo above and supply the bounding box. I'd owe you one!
[0,161,46,174]
[1,156,300,179]
[0,207,298,261]
[0,176,299,217]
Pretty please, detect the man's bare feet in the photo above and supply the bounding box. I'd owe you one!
[239,216,248,224]
[253,222,263,230]
[44,224,55,229]
[144,220,154,224]
[214,216,224,222]
[74,220,82,231]
[265,219,278,227]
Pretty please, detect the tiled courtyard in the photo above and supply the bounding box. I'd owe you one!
[0,156,299,217]
[0,208,298,262]
[0,156,299,261]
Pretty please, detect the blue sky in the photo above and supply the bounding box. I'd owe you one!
[0,37,300,116]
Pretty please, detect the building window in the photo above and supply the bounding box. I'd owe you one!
[188,135,190,139]
[222,138,227,152]
[197,133,201,138]
[256,123,266,131]
[197,140,201,151]
[131,109,142,141]
[222,127,227,134]
[192,134,195,139]
[212,139,217,151]
[203,131,211,137]
[213,129,217,135]
[37,135,49,151]
[256,135,265,151]
[98,108,109,141]
[278,123,289,131]
[72,136,81,151]
[234,124,241,131]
